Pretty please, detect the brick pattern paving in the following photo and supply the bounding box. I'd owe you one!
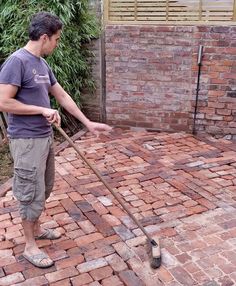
[0,129,236,286]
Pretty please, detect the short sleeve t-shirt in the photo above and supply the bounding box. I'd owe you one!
[0,48,57,138]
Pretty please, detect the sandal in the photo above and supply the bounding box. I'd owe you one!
[23,252,54,268]
[35,229,61,240]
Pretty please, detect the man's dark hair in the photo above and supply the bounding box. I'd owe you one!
[29,12,63,40]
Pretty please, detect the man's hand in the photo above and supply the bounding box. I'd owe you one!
[42,108,61,126]
[86,121,112,136]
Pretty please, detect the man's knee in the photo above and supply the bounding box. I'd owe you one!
[13,167,45,221]
[19,201,44,221]
[13,167,37,204]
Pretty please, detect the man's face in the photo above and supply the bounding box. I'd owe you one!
[42,30,61,56]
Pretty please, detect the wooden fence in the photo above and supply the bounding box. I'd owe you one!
[0,112,8,144]
[104,0,236,24]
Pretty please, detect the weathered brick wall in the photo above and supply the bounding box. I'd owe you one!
[194,26,236,138]
[105,25,236,138]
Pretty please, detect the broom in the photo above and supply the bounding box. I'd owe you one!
[54,124,161,269]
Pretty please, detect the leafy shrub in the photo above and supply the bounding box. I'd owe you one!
[0,0,100,129]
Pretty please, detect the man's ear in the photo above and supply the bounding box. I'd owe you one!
[41,34,48,42]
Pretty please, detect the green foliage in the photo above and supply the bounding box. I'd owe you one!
[0,0,100,112]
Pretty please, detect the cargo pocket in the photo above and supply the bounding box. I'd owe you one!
[13,168,37,205]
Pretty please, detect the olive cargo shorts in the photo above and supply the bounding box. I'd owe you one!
[9,136,55,221]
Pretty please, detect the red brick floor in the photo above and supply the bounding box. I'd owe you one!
[0,129,236,286]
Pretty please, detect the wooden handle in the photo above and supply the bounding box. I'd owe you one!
[54,124,153,241]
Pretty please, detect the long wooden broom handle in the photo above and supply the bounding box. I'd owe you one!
[54,125,153,242]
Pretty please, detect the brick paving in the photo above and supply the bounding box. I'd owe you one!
[0,129,236,286]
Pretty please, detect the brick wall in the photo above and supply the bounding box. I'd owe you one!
[105,25,236,138]
[194,26,236,138]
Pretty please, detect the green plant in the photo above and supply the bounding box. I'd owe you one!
[0,0,100,130]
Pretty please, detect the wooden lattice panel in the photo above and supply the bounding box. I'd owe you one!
[201,0,233,21]
[105,0,236,23]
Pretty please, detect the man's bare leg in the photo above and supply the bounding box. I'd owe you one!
[34,219,45,236]
[22,219,53,267]
[34,219,61,239]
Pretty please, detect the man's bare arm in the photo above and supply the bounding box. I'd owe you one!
[49,83,112,134]
[0,84,60,124]
[49,83,91,125]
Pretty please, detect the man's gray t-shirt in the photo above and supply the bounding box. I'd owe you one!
[0,48,57,138]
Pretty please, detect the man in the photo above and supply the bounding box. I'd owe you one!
[0,12,112,268]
